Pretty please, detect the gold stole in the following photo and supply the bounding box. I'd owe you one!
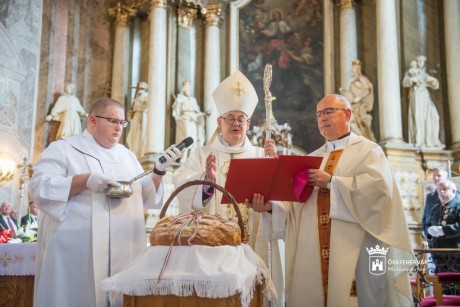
[317,149,343,306]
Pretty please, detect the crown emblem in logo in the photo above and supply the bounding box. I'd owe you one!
[366,245,389,256]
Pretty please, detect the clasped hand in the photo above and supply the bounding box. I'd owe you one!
[427,225,444,238]
[307,169,332,189]
[246,193,272,213]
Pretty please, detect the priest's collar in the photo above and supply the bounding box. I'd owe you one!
[219,134,245,148]
[326,131,351,152]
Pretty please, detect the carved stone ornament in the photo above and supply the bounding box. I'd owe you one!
[339,0,354,9]
[108,2,137,26]
[150,0,167,9]
[177,5,198,29]
[203,3,222,27]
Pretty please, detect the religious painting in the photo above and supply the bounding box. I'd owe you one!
[239,0,324,153]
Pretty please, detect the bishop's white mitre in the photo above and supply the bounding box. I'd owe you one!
[212,70,258,118]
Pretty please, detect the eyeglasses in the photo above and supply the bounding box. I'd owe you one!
[314,108,346,120]
[220,116,248,125]
[95,116,128,128]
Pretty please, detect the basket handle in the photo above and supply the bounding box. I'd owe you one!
[160,180,248,243]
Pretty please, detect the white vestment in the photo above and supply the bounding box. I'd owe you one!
[173,135,285,306]
[30,130,163,307]
[263,133,414,307]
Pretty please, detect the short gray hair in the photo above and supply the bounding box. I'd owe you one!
[437,180,456,191]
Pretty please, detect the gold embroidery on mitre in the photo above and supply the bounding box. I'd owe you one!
[230,81,245,97]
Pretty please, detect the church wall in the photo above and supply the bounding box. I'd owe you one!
[34,0,114,159]
[0,0,42,208]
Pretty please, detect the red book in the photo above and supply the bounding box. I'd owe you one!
[221,155,323,204]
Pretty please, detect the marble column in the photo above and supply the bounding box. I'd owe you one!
[177,5,198,90]
[339,0,357,91]
[323,0,335,95]
[108,2,136,104]
[131,17,142,92]
[144,0,168,165]
[203,4,222,141]
[444,0,460,149]
[376,0,403,144]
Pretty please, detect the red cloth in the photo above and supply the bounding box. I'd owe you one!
[419,295,460,307]
[293,169,310,202]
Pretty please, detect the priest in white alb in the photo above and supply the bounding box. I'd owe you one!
[249,94,414,306]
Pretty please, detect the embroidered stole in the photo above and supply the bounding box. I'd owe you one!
[317,149,343,306]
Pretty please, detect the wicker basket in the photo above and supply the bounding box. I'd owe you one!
[123,180,262,307]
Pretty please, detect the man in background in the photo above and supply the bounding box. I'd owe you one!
[422,168,449,239]
[0,201,18,237]
[21,200,39,226]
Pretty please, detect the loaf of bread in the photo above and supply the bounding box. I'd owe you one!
[150,214,241,246]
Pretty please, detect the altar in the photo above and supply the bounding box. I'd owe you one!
[0,242,36,307]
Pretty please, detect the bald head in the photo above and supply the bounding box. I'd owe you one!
[89,98,124,117]
[316,94,352,140]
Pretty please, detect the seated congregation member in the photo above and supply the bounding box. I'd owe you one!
[426,180,460,272]
[30,97,182,307]
[21,200,39,226]
[173,70,284,306]
[249,94,414,306]
[0,201,18,237]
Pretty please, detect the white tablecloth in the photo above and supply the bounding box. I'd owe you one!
[0,242,36,276]
[102,244,276,307]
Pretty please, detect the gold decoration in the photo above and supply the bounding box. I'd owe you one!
[0,251,23,268]
[0,156,15,183]
[108,2,137,26]
[339,0,354,9]
[203,3,222,27]
[177,5,198,29]
[150,0,167,9]
[230,81,245,97]
[322,244,330,261]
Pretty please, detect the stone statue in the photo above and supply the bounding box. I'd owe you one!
[172,81,205,161]
[340,60,376,141]
[126,82,148,159]
[46,83,87,140]
[402,55,443,148]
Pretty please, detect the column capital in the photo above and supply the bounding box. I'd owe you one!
[150,0,167,9]
[177,5,198,29]
[202,3,223,27]
[108,2,136,26]
[339,0,354,9]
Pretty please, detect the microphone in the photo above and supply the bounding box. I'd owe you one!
[158,137,194,163]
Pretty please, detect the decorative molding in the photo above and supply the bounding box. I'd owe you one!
[339,0,354,9]
[150,0,168,9]
[177,5,198,29]
[203,3,222,27]
[108,2,136,26]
